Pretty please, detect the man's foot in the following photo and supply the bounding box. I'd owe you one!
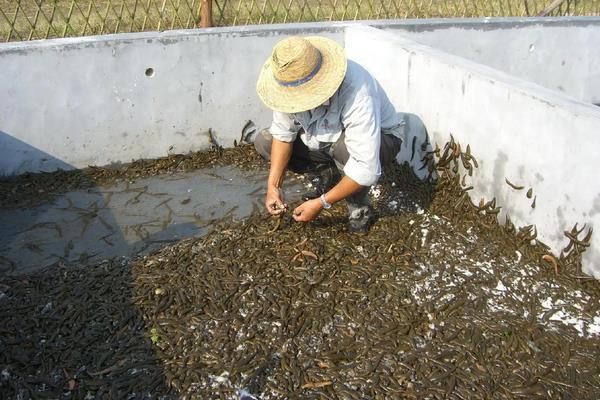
[301,166,341,201]
[347,206,375,234]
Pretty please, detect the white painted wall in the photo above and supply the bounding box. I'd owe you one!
[0,25,344,175]
[345,25,600,278]
[383,21,600,104]
[2,18,599,176]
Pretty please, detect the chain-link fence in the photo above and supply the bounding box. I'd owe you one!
[1,0,599,42]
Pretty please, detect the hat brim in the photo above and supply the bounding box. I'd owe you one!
[256,36,347,114]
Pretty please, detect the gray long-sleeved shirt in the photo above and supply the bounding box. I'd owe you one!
[269,60,405,186]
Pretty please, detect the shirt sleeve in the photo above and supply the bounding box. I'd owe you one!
[341,94,382,187]
[269,111,299,143]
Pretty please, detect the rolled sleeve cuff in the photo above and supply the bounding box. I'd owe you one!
[269,123,297,143]
[343,158,380,187]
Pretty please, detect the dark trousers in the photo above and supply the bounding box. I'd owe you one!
[254,129,401,174]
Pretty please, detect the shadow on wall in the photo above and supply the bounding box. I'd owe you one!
[0,131,173,396]
[395,112,436,182]
[0,130,75,175]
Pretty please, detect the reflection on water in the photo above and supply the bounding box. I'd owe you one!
[0,165,303,275]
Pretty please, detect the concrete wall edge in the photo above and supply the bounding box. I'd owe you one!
[346,24,600,118]
[3,17,600,52]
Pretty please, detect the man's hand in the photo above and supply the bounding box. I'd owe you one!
[266,186,288,216]
[292,176,363,222]
[265,139,293,217]
[292,198,323,222]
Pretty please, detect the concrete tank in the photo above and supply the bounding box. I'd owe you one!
[1,17,600,277]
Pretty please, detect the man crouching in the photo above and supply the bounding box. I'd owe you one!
[255,36,405,233]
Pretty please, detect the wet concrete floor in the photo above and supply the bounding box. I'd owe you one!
[0,165,303,275]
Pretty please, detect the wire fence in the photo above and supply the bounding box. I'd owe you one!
[1,0,599,42]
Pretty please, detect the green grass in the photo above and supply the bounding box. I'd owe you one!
[1,0,599,42]
[0,0,203,41]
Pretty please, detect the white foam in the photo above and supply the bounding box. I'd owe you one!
[495,281,507,292]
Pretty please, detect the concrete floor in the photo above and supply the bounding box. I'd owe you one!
[0,166,303,275]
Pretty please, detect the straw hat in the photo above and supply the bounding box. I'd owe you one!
[256,36,347,114]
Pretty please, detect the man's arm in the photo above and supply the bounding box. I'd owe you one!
[265,111,300,216]
[294,91,382,222]
[292,175,362,221]
[323,176,362,204]
[266,138,293,216]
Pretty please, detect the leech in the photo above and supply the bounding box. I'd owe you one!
[505,178,524,190]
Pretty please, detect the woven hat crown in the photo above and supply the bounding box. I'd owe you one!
[271,37,321,84]
[256,36,346,113]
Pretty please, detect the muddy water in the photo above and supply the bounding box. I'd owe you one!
[0,165,303,275]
